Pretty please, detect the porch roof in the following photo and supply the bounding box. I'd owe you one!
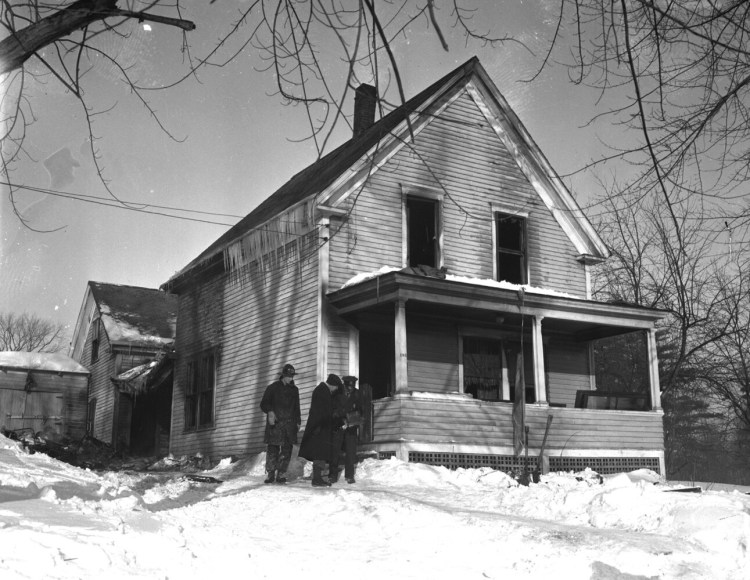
[327,269,665,337]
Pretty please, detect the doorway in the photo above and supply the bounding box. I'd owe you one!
[359,330,394,400]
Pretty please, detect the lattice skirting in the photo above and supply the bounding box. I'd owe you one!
[408,451,537,471]
[548,456,660,475]
[403,451,661,475]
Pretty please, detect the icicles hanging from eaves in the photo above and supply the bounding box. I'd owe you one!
[223,200,317,285]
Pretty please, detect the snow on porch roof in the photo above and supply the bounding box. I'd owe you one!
[340,266,578,299]
[0,351,89,374]
[89,282,177,346]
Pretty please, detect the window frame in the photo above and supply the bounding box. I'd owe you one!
[401,186,443,269]
[492,206,529,284]
[184,349,216,431]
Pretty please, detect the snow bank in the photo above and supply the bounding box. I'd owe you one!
[1,435,749,579]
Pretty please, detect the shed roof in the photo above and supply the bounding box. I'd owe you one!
[0,351,89,374]
[88,282,177,347]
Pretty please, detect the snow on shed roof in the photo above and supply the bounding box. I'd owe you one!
[0,351,89,374]
[89,282,177,347]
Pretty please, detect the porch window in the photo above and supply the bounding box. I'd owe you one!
[463,336,535,403]
[91,318,100,363]
[407,196,439,268]
[495,213,527,284]
[463,337,504,401]
[185,351,215,430]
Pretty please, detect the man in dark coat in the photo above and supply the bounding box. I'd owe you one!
[298,373,343,487]
[260,363,301,484]
[330,375,364,484]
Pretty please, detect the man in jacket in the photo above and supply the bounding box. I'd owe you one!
[298,373,343,487]
[331,375,364,484]
[260,363,301,484]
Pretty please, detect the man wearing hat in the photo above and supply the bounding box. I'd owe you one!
[331,375,364,484]
[260,363,301,484]
[298,373,344,486]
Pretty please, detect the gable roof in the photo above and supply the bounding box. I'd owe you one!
[70,282,177,360]
[88,282,177,347]
[165,57,608,289]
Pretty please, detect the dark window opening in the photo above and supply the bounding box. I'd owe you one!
[496,213,526,284]
[86,398,97,435]
[185,351,215,430]
[91,319,100,363]
[407,197,438,268]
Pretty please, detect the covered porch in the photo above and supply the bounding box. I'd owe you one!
[328,269,666,474]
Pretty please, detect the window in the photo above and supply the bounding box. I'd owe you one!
[463,337,503,401]
[462,336,535,403]
[91,318,100,363]
[407,196,439,268]
[496,213,527,284]
[185,351,215,430]
[86,398,97,434]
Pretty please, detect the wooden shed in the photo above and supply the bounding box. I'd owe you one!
[0,351,90,443]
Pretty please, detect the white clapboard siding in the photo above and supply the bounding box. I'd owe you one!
[328,90,587,297]
[170,251,320,458]
[372,396,664,450]
[82,322,116,444]
[546,338,591,408]
[406,317,459,393]
[327,312,350,378]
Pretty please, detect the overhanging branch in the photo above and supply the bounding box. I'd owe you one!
[0,0,195,76]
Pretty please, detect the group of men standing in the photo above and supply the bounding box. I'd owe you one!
[260,364,364,487]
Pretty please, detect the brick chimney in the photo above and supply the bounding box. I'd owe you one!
[353,84,377,137]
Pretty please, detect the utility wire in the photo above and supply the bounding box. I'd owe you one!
[2,180,245,222]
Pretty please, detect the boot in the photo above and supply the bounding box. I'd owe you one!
[264,471,276,484]
[312,464,331,487]
[275,472,287,484]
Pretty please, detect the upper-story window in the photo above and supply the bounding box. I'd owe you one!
[185,350,216,431]
[495,212,527,284]
[406,196,440,268]
[90,318,100,363]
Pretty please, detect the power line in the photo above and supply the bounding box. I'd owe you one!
[2,181,245,226]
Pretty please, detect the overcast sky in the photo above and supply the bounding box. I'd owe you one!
[0,2,615,344]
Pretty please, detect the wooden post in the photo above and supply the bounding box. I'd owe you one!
[647,328,662,410]
[395,300,408,393]
[532,315,547,404]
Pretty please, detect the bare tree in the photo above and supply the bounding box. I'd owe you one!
[0,1,521,229]
[0,311,66,352]
[590,176,750,480]
[546,1,750,248]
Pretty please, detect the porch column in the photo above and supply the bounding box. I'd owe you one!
[532,316,547,404]
[647,328,662,410]
[395,299,408,393]
[348,326,359,377]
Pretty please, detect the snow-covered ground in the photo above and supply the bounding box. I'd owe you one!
[1,434,748,579]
